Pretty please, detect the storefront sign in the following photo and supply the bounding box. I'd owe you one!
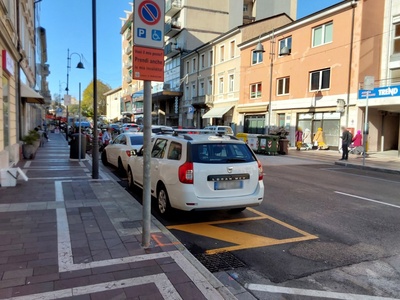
[2,50,14,76]
[358,85,400,99]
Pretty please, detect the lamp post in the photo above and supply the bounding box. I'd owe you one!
[65,48,85,141]
[253,31,290,134]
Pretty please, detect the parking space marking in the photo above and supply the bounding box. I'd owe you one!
[246,283,399,300]
[167,208,317,254]
[335,191,400,209]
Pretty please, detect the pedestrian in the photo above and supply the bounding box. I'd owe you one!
[303,128,312,149]
[295,127,303,150]
[352,129,362,147]
[101,127,112,151]
[313,127,326,150]
[340,126,352,161]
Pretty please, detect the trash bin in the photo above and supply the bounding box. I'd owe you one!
[236,133,248,143]
[257,135,279,155]
[247,134,259,152]
[279,139,289,155]
[69,133,87,159]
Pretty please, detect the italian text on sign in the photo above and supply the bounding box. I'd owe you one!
[132,46,164,82]
[134,0,165,49]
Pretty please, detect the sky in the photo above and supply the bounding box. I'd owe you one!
[39,0,342,100]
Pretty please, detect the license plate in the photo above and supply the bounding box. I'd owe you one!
[214,181,243,190]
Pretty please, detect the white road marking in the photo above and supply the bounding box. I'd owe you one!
[11,274,182,300]
[23,161,31,168]
[335,191,400,209]
[29,176,89,180]
[246,283,400,300]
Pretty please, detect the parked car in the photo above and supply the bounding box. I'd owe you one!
[126,133,264,215]
[122,123,139,132]
[137,125,174,134]
[203,126,234,136]
[101,132,144,174]
[109,123,121,135]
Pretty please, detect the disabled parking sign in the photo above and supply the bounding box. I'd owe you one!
[134,0,165,49]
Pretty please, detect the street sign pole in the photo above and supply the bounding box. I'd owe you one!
[78,82,82,162]
[362,76,374,167]
[142,80,152,248]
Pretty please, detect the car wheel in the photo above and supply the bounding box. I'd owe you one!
[117,158,126,176]
[229,207,246,214]
[127,168,135,190]
[157,185,171,215]
[101,150,108,166]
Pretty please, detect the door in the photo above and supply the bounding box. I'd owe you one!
[107,135,123,166]
[150,139,168,195]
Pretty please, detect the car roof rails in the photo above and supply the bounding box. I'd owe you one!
[183,134,193,140]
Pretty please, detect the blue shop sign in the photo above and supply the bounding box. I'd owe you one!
[358,85,400,99]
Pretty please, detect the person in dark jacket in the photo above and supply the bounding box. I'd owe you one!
[340,127,352,161]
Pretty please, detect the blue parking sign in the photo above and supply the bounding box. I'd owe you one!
[137,28,146,38]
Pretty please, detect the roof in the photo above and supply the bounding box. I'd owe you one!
[104,86,122,96]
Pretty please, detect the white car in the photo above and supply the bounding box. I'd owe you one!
[101,132,144,174]
[126,134,264,215]
[203,126,234,136]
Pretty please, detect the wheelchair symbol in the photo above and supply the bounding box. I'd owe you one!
[152,30,162,41]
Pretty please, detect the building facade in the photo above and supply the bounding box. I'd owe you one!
[104,86,123,122]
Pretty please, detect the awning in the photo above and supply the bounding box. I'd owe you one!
[202,106,233,119]
[236,104,268,114]
[21,83,44,104]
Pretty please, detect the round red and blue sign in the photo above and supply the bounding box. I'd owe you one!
[138,0,161,26]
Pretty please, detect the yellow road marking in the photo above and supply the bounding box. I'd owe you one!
[167,208,318,254]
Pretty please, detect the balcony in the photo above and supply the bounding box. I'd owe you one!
[165,19,182,37]
[124,75,132,83]
[164,43,180,58]
[192,95,214,106]
[124,61,132,69]
[166,0,182,17]
[124,46,132,55]
[125,29,131,40]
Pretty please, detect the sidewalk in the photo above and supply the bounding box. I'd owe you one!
[0,133,235,300]
[287,148,400,174]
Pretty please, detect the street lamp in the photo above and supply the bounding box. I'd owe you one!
[65,48,84,141]
[253,31,290,134]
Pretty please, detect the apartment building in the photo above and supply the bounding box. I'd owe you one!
[238,0,398,151]
[181,14,293,129]
[1,0,44,169]
[104,86,123,122]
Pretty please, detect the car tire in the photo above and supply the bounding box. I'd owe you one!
[127,167,136,190]
[229,207,246,213]
[101,150,108,166]
[157,185,172,216]
[117,158,126,176]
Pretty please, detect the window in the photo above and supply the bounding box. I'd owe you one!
[312,22,333,47]
[200,54,205,69]
[250,83,262,99]
[192,84,196,98]
[192,143,255,164]
[199,81,205,96]
[2,77,9,148]
[167,142,182,160]
[208,79,213,94]
[278,36,292,55]
[278,114,285,127]
[252,51,263,65]
[185,86,190,100]
[310,68,331,91]
[209,50,213,66]
[192,58,196,72]
[277,77,290,95]
[230,41,235,58]
[391,68,400,84]
[151,139,168,158]
[394,23,400,54]
[130,135,144,145]
[219,77,224,94]
[243,4,248,12]
[228,74,234,92]
[186,61,189,74]
[220,45,225,62]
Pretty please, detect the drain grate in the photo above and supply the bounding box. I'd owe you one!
[193,252,246,273]
[121,221,141,229]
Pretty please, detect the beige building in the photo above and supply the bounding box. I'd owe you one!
[182,14,292,129]
[104,86,123,122]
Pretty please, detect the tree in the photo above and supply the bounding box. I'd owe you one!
[81,80,111,118]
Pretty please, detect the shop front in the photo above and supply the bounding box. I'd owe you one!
[236,103,268,134]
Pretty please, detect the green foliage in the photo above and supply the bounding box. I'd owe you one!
[68,104,79,116]
[82,80,111,118]
[21,130,40,145]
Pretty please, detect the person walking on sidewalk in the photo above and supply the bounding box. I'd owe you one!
[340,126,352,161]
[313,127,326,150]
[295,127,303,150]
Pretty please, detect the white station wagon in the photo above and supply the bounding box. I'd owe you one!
[126,133,264,215]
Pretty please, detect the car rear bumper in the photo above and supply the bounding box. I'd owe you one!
[168,182,264,211]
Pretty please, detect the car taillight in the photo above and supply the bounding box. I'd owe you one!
[179,162,194,184]
[126,150,132,157]
[257,160,263,180]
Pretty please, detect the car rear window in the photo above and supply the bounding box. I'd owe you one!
[130,136,144,145]
[192,143,255,163]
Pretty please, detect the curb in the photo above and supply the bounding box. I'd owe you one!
[334,161,400,175]
[92,155,237,300]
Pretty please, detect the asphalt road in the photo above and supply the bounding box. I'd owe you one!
[110,156,400,299]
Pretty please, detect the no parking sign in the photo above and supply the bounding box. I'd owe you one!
[134,0,165,49]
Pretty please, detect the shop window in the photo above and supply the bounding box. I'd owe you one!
[250,83,262,99]
[310,68,330,91]
[277,77,290,95]
[312,22,333,47]
[2,77,9,147]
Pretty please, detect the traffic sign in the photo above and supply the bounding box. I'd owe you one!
[132,46,164,82]
[134,0,165,49]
